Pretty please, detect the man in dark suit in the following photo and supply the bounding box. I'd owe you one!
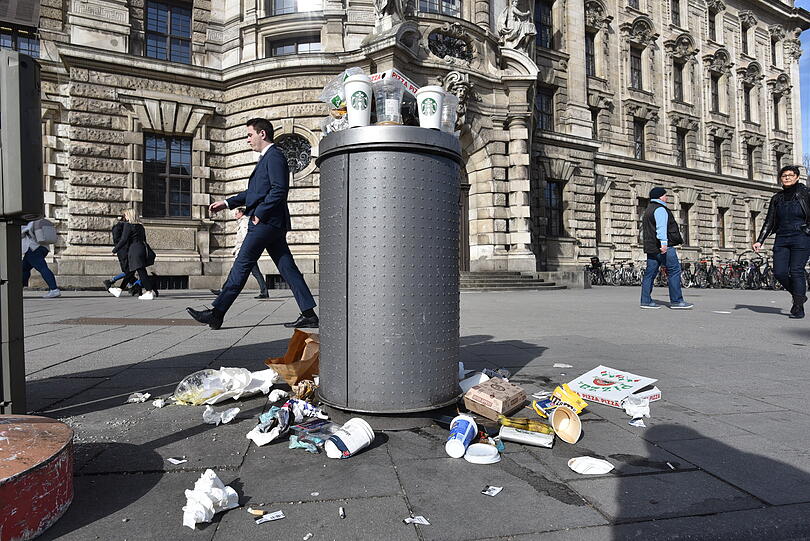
[187,118,318,330]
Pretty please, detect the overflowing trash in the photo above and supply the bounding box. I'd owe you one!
[173,367,278,406]
[181,469,239,529]
[202,405,240,426]
[498,426,554,448]
[126,392,150,403]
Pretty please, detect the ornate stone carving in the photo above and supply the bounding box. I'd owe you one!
[738,63,763,86]
[496,0,536,53]
[375,0,407,23]
[669,112,700,131]
[275,134,312,175]
[620,17,658,47]
[715,193,734,209]
[784,28,803,63]
[767,73,791,96]
[677,187,700,205]
[704,49,732,74]
[538,158,579,182]
[706,0,725,13]
[439,70,474,129]
[428,24,475,64]
[664,34,698,60]
[584,0,612,32]
[739,10,757,29]
[768,24,786,42]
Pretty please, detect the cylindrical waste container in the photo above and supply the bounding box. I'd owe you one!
[317,126,462,413]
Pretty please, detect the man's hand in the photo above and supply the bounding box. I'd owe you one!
[209,201,228,214]
[252,216,260,225]
[659,245,668,254]
[752,242,762,253]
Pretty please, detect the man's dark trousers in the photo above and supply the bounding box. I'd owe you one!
[212,221,315,314]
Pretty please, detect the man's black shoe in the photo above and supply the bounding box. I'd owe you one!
[210,289,221,295]
[129,286,142,297]
[103,279,112,290]
[283,314,319,328]
[187,307,224,330]
[790,295,807,318]
[255,292,269,299]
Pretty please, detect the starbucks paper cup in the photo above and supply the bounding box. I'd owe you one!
[415,85,445,130]
[343,73,373,128]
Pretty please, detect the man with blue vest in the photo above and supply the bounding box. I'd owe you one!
[187,118,318,330]
[640,187,693,310]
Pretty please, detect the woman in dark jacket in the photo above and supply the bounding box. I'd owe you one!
[753,165,810,318]
[113,210,157,300]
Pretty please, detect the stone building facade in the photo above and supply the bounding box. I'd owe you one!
[18,0,810,287]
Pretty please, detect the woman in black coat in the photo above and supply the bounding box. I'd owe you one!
[753,165,810,318]
[113,210,157,300]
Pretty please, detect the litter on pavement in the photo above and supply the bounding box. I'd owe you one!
[126,392,150,403]
[568,457,615,475]
[182,469,239,529]
[202,405,240,425]
[622,395,651,418]
[152,398,167,408]
[255,510,285,524]
[174,367,278,405]
[629,418,646,427]
[481,486,503,497]
[568,365,661,408]
[403,515,430,525]
[553,363,573,368]
[166,457,187,465]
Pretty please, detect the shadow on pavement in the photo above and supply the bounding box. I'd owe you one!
[733,304,785,315]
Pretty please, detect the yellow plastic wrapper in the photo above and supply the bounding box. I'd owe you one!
[497,414,555,435]
[551,383,588,414]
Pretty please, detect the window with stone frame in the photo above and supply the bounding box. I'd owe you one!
[591,108,599,140]
[673,60,685,101]
[265,0,322,15]
[535,0,554,49]
[746,144,756,180]
[419,0,461,17]
[775,150,785,170]
[771,39,779,66]
[633,119,646,160]
[679,202,692,245]
[636,196,649,243]
[743,85,752,122]
[749,210,759,243]
[675,128,688,167]
[708,11,717,41]
[670,0,681,27]
[0,24,38,57]
[595,191,605,244]
[630,46,643,89]
[741,23,750,56]
[265,35,321,57]
[710,73,721,112]
[773,94,781,131]
[717,207,727,248]
[145,1,192,64]
[143,134,192,218]
[535,87,555,131]
[544,180,564,237]
[714,137,723,173]
[585,31,597,77]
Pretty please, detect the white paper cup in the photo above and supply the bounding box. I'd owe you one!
[415,85,445,130]
[324,417,375,459]
[445,414,477,458]
[343,73,373,128]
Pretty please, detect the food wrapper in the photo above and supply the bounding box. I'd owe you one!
[551,383,588,414]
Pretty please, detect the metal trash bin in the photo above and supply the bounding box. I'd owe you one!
[316,126,462,413]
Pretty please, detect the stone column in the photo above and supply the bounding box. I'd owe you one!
[505,116,536,271]
[475,0,490,32]
[562,0,593,138]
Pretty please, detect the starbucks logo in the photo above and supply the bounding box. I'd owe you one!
[420,97,438,116]
[351,91,369,110]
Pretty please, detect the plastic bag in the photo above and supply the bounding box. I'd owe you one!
[318,66,365,109]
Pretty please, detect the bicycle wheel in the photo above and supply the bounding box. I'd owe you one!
[709,268,724,288]
[763,268,777,290]
[681,268,693,289]
[723,266,741,289]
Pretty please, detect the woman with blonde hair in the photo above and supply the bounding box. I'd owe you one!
[113,209,157,300]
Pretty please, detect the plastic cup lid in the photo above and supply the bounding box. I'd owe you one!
[463,443,501,464]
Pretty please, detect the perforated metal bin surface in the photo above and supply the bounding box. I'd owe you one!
[317,126,462,413]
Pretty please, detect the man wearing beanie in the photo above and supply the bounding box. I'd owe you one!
[640,187,693,309]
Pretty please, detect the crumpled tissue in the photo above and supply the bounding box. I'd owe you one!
[126,392,151,403]
[203,405,240,425]
[182,469,239,529]
[622,395,651,418]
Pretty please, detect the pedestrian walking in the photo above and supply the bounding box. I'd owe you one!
[210,207,269,299]
[112,210,158,300]
[187,118,318,330]
[104,214,142,297]
[639,187,693,310]
[752,165,810,318]
[21,220,61,298]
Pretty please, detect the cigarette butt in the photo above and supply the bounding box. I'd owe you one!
[666,462,675,470]
[339,506,346,519]
[247,507,267,516]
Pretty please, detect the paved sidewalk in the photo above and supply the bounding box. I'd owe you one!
[21,286,810,540]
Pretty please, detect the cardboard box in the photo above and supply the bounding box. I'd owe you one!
[463,378,527,420]
[568,366,661,409]
[369,68,420,97]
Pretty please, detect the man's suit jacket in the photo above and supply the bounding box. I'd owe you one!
[226,145,292,231]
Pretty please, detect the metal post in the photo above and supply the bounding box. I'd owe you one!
[0,220,25,414]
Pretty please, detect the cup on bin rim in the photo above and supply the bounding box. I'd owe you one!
[373,77,404,125]
[440,93,459,133]
[343,73,373,128]
[415,85,445,130]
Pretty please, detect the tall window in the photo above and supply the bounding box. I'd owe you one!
[746,144,756,180]
[714,137,723,173]
[680,203,692,245]
[636,197,649,243]
[629,0,639,8]
[585,32,596,77]
[544,181,564,237]
[265,0,322,15]
[145,1,192,64]
[717,208,727,248]
[670,0,680,26]
[708,12,717,41]
[775,151,785,169]
[0,24,39,57]
[710,74,721,112]
[143,134,192,218]
[535,88,555,131]
[750,211,759,243]
[741,25,749,56]
[771,40,778,65]
[743,86,752,122]
[591,108,599,140]
[535,0,553,49]
[266,36,321,56]
[673,61,684,101]
[419,0,461,16]
[675,128,687,167]
[595,192,605,244]
[630,47,643,89]
[773,94,781,131]
[633,119,646,159]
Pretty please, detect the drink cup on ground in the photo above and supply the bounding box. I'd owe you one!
[324,417,375,459]
[445,414,477,458]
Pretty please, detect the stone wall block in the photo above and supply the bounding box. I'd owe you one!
[291,216,320,229]
[69,83,117,100]
[70,172,129,187]
[67,201,129,215]
[70,127,126,144]
[288,188,320,201]
[68,185,125,202]
[67,231,117,245]
[68,215,117,230]
[71,97,120,115]
[288,231,319,244]
[68,156,124,172]
[70,142,127,159]
[494,193,507,206]
[509,154,530,167]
